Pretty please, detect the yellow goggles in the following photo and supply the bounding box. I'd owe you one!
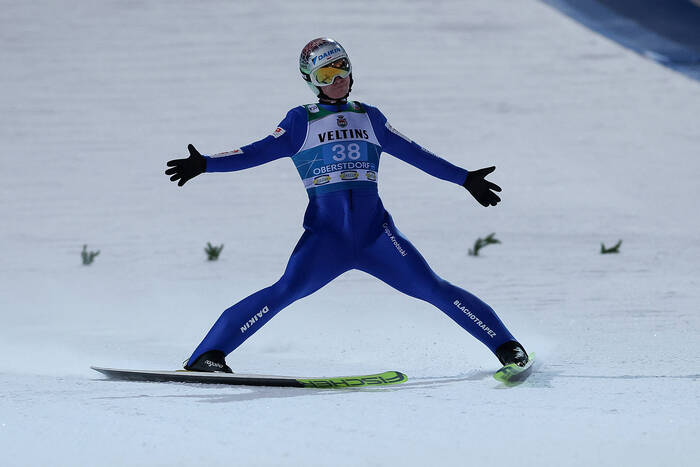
[311,57,352,86]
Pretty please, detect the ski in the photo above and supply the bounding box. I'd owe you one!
[91,366,407,389]
[493,353,535,385]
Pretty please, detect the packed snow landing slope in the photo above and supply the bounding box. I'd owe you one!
[1,1,699,466]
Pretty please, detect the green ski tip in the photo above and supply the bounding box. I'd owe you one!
[493,353,535,385]
[297,370,408,389]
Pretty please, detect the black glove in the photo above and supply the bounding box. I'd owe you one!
[165,144,206,187]
[463,166,501,207]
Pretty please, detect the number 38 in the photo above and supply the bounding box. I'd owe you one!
[332,143,361,161]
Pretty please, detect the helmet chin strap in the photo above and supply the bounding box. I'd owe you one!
[317,74,354,105]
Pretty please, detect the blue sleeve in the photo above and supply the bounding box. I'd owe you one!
[364,104,468,186]
[204,106,307,173]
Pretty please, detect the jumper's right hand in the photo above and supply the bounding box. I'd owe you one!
[165,144,206,187]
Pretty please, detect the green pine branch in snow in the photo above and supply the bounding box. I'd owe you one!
[601,239,622,254]
[205,242,224,261]
[81,244,100,265]
[468,233,500,256]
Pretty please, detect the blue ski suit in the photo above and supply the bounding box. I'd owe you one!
[187,102,516,365]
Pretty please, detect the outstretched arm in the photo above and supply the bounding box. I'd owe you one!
[365,104,467,184]
[165,107,306,186]
[365,104,501,207]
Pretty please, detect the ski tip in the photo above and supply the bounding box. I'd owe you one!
[493,353,535,385]
[387,370,408,384]
[298,370,408,389]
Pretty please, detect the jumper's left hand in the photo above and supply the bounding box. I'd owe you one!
[463,166,501,207]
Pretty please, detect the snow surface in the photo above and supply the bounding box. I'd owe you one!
[1,0,699,465]
[543,0,700,81]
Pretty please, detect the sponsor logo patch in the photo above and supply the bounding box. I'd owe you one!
[308,104,319,113]
[318,128,369,143]
[314,175,331,185]
[211,148,243,158]
[382,222,407,257]
[453,300,497,338]
[340,170,358,180]
[366,171,377,181]
[337,115,348,128]
[271,127,286,138]
[385,122,410,142]
[311,48,342,65]
[240,306,270,333]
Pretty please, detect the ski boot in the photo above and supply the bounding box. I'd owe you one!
[495,341,529,367]
[184,350,233,373]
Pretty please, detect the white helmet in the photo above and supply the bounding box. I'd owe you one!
[299,37,353,100]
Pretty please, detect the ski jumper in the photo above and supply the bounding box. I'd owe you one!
[187,102,516,365]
